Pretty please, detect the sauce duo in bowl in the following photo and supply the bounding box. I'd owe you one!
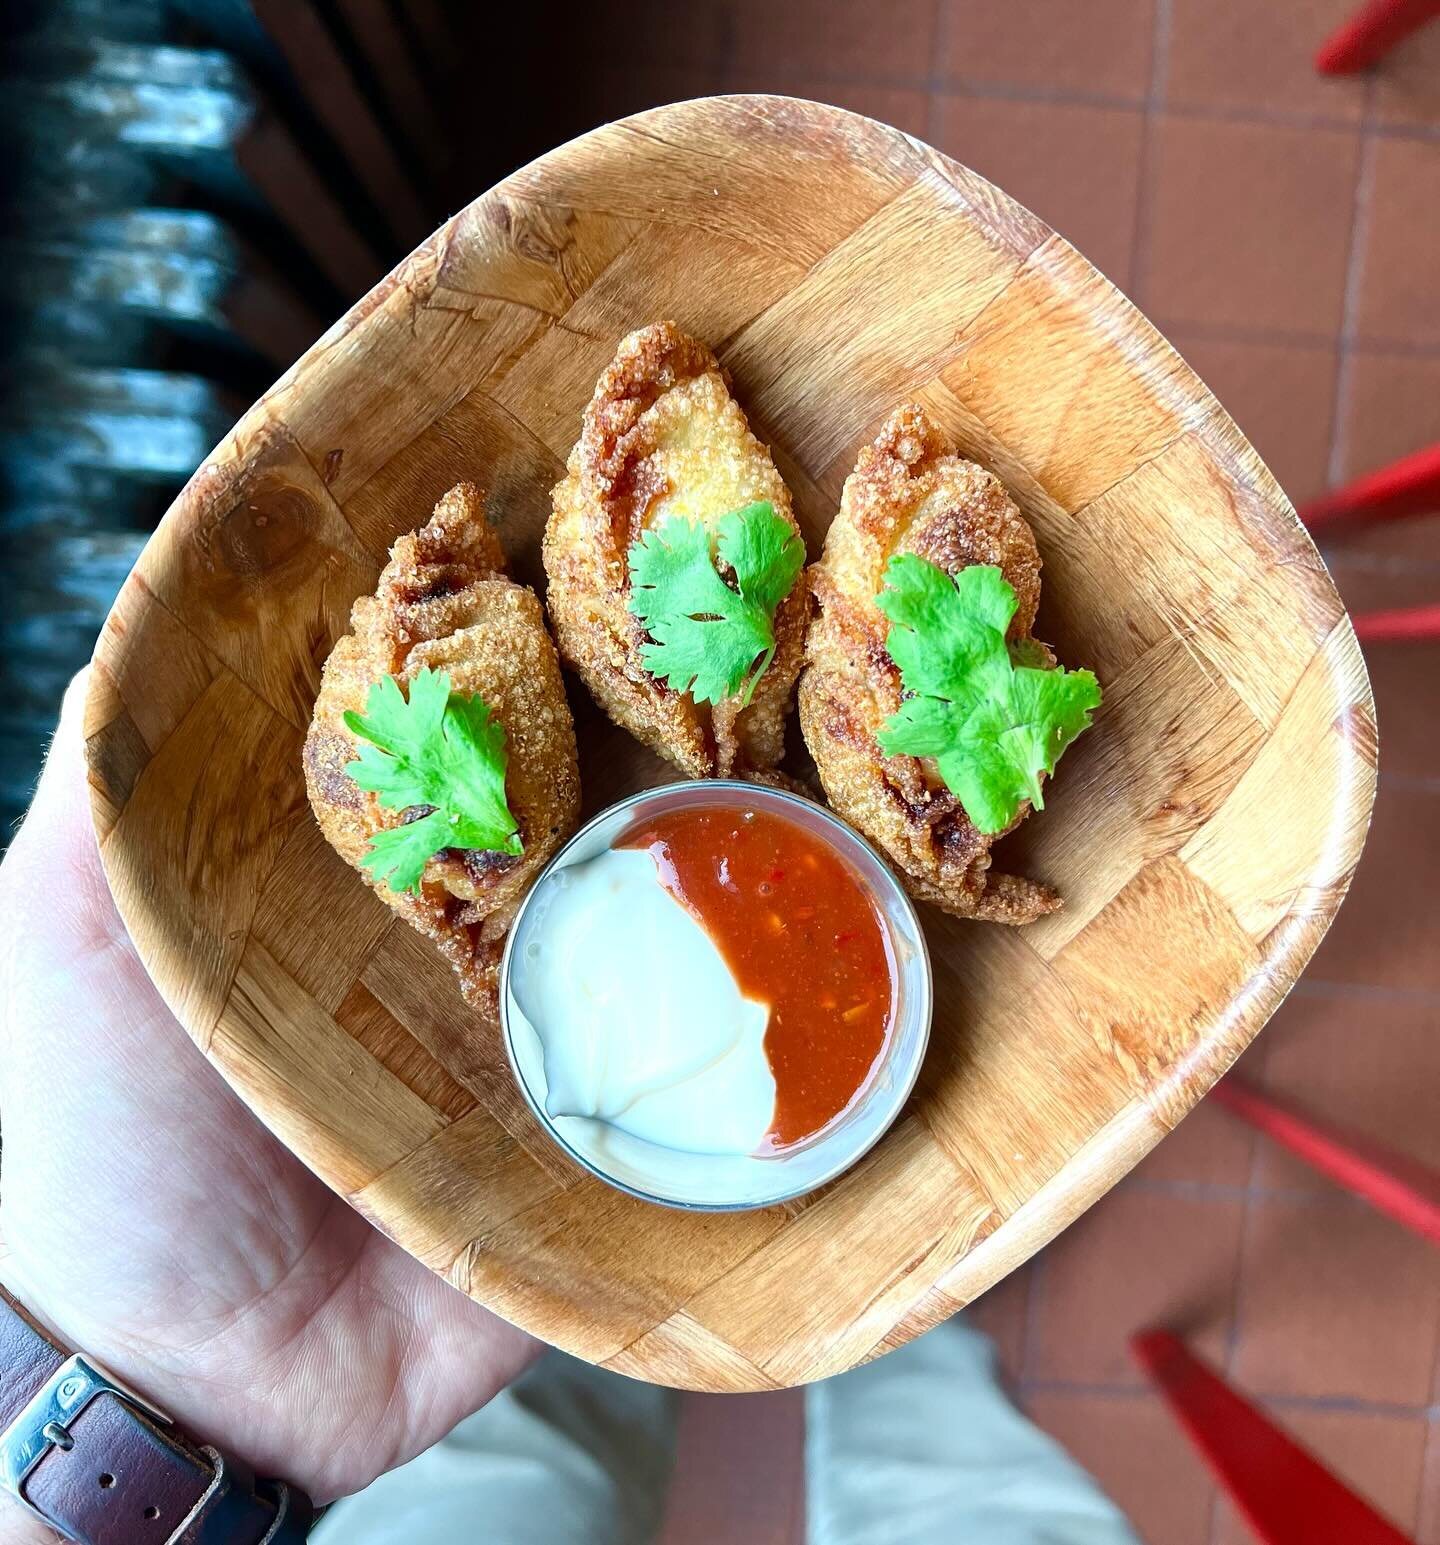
[500,781,932,1210]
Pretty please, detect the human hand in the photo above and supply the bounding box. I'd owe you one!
[0,677,535,1536]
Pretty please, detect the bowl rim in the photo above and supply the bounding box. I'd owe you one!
[498,778,934,1212]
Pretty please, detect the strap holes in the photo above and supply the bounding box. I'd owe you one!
[143,1506,160,1520]
[98,1473,115,1488]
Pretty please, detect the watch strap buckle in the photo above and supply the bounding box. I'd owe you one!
[0,1352,171,1520]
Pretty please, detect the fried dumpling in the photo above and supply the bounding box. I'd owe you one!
[543,321,807,780]
[798,406,1061,925]
[305,482,581,1018]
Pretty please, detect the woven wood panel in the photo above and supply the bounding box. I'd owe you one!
[83,97,1376,1392]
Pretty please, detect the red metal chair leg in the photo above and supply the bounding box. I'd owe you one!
[1315,0,1440,72]
[1131,1331,1415,1544]
[1297,443,1440,528]
[1212,1077,1440,1244]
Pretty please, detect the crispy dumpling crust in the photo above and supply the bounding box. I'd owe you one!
[304,482,580,1019]
[543,321,807,779]
[798,405,1060,925]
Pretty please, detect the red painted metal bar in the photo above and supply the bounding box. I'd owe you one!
[1315,0,1440,72]
[1297,443,1440,528]
[1212,1078,1440,1243]
[1351,603,1440,643]
[1132,1332,1415,1544]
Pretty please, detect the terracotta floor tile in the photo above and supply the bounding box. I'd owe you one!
[1356,136,1440,349]
[1143,116,1360,333]
[964,1262,1033,1382]
[1024,1390,1215,1545]
[1165,0,1367,120]
[1170,331,1337,506]
[1211,1405,1429,1544]
[1130,1092,1257,1188]
[937,0,1155,103]
[1026,1189,1247,1386]
[1372,22,1440,128]
[1250,987,1440,1189]
[1420,1423,1440,1545]
[1358,635,1440,786]
[1322,513,1440,576]
[1339,347,1440,481]
[1307,786,1440,991]
[726,0,935,82]
[1324,549,1440,625]
[932,95,1145,287]
[659,1389,804,1545]
[1324,547,1440,616]
[1232,1193,1439,1406]
[1328,349,1440,568]
[714,72,930,135]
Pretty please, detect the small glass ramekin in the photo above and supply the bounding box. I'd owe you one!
[499,779,932,1211]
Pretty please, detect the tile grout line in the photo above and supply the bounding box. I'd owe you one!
[1327,78,1380,491]
[1016,1375,1440,1423]
[1381,773,1440,794]
[1324,548,1440,573]
[1156,317,1440,360]
[700,60,1440,143]
[924,0,950,150]
[1215,981,1270,1545]
[1291,977,1440,1006]
[1428,1266,1440,1413]
[1419,1433,1440,1545]
[1126,0,1171,307]
[1421,1321,1440,1545]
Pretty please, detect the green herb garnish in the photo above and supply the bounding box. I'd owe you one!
[626,501,805,706]
[876,556,1101,835]
[343,666,521,895]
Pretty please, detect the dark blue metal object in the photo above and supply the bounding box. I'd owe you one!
[2,209,324,371]
[0,0,477,839]
[0,360,232,514]
[0,0,363,839]
[2,36,375,306]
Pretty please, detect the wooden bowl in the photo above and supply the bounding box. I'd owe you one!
[83,96,1376,1392]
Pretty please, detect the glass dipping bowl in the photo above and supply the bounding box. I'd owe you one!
[499,780,933,1210]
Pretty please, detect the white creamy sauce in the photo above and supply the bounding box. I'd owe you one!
[508,848,777,1158]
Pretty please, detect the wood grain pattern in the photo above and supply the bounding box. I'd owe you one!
[83,97,1375,1392]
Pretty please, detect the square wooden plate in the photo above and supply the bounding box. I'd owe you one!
[83,96,1376,1392]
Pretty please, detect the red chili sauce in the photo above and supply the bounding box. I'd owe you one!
[617,805,896,1150]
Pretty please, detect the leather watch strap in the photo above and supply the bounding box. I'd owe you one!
[0,1289,313,1543]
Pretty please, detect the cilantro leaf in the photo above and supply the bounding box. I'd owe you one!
[876,558,1100,835]
[877,693,968,759]
[343,667,522,894]
[878,557,1015,708]
[717,502,804,615]
[627,501,805,707]
[357,811,458,894]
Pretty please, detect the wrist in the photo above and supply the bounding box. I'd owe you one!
[0,1257,310,1488]
[0,1283,314,1542]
